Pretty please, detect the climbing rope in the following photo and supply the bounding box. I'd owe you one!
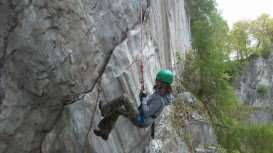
[139,0,145,88]
[139,0,160,141]
[102,0,145,89]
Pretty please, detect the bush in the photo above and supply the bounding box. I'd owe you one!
[256,84,269,94]
[218,122,273,153]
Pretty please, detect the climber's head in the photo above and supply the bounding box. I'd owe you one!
[156,69,174,84]
[154,69,174,95]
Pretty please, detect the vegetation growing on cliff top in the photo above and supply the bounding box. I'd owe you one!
[183,0,273,152]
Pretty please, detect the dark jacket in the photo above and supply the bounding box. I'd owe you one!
[140,90,173,126]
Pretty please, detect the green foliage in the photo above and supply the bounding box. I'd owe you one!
[210,83,252,124]
[224,59,249,82]
[171,93,193,151]
[183,52,198,92]
[218,122,273,153]
[228,21,251,59]
[172,94,187,130]
[185,1,273,153]
[187,0,251,124]
[260,45,271,56]
[187,0,229,99]
[176,52,183,61]
[256,84,269,94]
[217,145,227,153]
[229,13,273,58]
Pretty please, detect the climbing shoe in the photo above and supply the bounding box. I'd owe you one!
[93,129,109,140]
[101,133,109,140]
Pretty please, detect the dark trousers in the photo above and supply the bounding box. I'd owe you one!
[98,94,140,134]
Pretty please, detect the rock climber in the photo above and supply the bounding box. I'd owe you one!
[93,69,174,140]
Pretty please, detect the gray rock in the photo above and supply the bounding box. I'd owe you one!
[0,0,141,152]
[0,0,216,152]
[42,0,194,152]
[183,92,197,107]
[186,114,217,149]
[145,106,190,153]
[234,54,273,107]
[247,109,273,124]
[234,52,273,124]
[195,145,218,153]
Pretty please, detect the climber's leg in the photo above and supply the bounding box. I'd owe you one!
[97,106,140,136]
[100,94,138,117]
[111,95,140,126]
[94,94,141,140]
[97,108,123,139]
[116,107,139,126]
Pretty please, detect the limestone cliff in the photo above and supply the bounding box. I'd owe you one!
[0,0,217,153]
[234,51,273,124]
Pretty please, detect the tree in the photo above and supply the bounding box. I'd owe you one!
[249,14,273,55]
[228,14,273,57]
[187,0,229,100]
[228,21,251,60]
[186,2,273,152]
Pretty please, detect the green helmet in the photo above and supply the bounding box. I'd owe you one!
[156,69,174,84]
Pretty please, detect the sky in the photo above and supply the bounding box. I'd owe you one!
[216,0,273,28]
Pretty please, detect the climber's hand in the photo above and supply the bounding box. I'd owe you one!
[139,91,147,101]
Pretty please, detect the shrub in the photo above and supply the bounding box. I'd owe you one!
[256,84,269,94]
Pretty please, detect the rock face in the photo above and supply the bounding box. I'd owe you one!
[183,92,197,107]
[187,113,217,149]
[234,53,273,124]
[0,0,143,152]
[41,0,193,152]
[0,0,205,152]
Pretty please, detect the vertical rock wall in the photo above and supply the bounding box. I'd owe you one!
[234,52,273,124]
[0,0,194,152]
[0,0,142,152]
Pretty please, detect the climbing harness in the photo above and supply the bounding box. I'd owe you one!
[137,113,144,126]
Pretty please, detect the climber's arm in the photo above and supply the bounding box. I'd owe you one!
[141,97,162,117]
